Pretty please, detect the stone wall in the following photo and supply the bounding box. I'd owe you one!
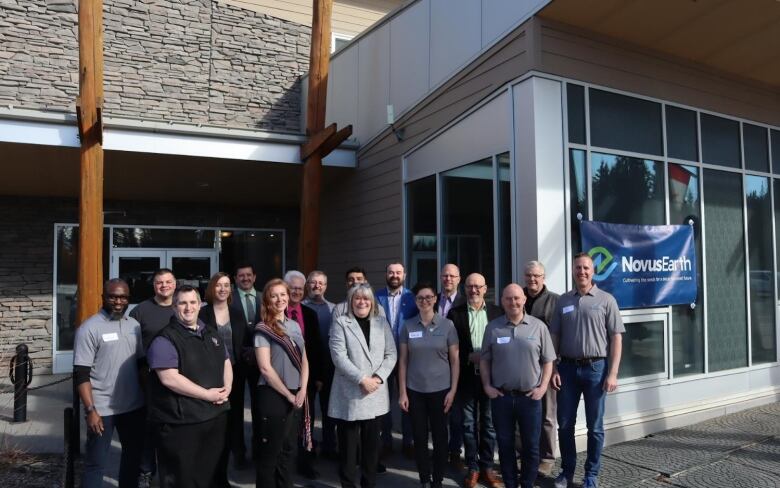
[0,0,309,132]
[0,196,299,374]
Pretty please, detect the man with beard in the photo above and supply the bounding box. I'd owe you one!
[74,279,145,488]
[375,262,417,456]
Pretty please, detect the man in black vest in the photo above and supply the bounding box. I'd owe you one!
[146,285,232,487]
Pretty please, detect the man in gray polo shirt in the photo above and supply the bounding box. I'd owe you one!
[480,284,555,488]
[74,278,145,488]
[550,253,624,488]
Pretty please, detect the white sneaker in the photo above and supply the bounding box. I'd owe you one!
[553,473,572,488]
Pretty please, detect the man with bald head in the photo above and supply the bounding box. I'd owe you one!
[447,273,502,488]
[437,263,465,318]
[480,284,555,488]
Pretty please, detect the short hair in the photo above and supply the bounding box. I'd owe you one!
[386,262,405,272]
[234,263,256,275]
[573,252,593,262]
[103,278,129,295]
[346,283,378,318]
[345,266,367,280]
[204,272,232,305]
[524,260,546,274]
[411,281,436,296]
[283,270,306,284]
[173,285,201,304]
[307,270,327,282]
[153,268,175,282]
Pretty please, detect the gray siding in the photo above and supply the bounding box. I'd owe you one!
[0,0,310,132]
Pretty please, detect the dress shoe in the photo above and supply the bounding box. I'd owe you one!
[464,469,479,488]
[377,462,387,474]
[297,463,319,480]
[449,450,465,471]
[402,444,415,460]
[538,459,554,476]
[479,468,503,488]
[233,455,251,470]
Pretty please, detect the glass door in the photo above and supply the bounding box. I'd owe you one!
[167,250,218,302]
[111,249,165,310]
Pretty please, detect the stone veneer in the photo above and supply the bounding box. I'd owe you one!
[0,0,310,132]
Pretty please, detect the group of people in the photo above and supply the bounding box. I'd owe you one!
[74,253,623,488]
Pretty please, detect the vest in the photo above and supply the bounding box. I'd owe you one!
[148,319,229,424]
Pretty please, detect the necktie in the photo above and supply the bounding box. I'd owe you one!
[245,293,256,324]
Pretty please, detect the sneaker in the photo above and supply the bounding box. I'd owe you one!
[553,473,572,488]
[582,478,598,488]
[137,472,152,488]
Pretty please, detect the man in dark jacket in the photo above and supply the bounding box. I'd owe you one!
[523,260,560,475]
[447,273,503,488]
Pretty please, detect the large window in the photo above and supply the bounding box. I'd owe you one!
[746,176,775,364]
[591,153,665,225]
[406,153,513,301]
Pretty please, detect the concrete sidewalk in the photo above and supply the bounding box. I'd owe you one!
[1,376,778,487]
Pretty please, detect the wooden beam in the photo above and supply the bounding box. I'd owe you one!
[76,0,105,326]
[315,124,352,160]
[298,0,333,275]
[300,123,336,161]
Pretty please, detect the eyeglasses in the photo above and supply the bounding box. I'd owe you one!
[416,295,436,302]
[465,284,486,290]
[106,295,129,301]
[441,274,459,279]
[524,273,544,279]
[308,280,326,286]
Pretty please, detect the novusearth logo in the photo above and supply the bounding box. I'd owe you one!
[587,246,618,282]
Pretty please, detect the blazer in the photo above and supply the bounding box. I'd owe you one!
[198,303,248,374]
[375,287,417,340]
[229,288,262,373]
[328,313,397,421]
[435,291,466,317]
[291,304,326,383]
[230,288,262,329]
[447,302,503,395]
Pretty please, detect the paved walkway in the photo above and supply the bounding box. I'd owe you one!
[1,376,778,487]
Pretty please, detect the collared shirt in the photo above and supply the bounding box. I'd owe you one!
[400,313,458,393]
[481,314,556,391]
[286,303,305,335]
[438,291,458,318]
[550,284,625,359]
[387,287,402,330]
[238,287,257,322]
[73,310,145,416]
[467,302,489,352]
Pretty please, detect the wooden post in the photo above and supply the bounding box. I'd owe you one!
[76,0,104,326]
[298,0,333,275]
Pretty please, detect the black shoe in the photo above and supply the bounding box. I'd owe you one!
[233,455,251,470]
[376,462,387,474]
[420,483,431,488]
[432,482,443,488]
[298,463,320,480]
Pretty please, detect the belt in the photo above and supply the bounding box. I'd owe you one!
[560,357,605,366]
[499,388,531,396]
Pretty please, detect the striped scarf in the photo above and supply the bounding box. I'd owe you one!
[255,321,312,451]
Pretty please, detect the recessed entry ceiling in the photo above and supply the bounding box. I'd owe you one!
[0,142,350,207]
[538,0,780,89]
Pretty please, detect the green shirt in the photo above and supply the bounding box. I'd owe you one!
[468,303,489,352]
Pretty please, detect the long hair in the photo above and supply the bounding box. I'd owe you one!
[261,278,290,335]
[204,272,232,305]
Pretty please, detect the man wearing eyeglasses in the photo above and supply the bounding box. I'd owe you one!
[436,264,465,318]
[447,273,502,488]
[74,278,145,488]
[523,261,560,476]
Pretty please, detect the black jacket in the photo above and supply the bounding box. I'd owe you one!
[435,291,466,316]
[447,302,503,396]
[198,304,248,375]
[290,304,326,384]
[523,286,560,326]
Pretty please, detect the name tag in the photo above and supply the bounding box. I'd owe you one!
[562,305,575,314]
[102,332,119,342]
[409,331,423,339]
[497,336,510,344]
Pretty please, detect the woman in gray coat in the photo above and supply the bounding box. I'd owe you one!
[328,283,397,488]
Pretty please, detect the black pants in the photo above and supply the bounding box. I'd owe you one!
[408,389,449,484]
[213,368,248,487]
[246,365,261,458]
[155,413,228,488]
[337,417,381,488]
[255,385,300,488]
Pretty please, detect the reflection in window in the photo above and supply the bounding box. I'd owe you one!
[569,149,587,254]
[113,227,215,248]
[591,153,665,225]
[406,176,438,286]
[704,169,747,371]
[442,159,496,298]
[668,164,704,376]
[219,230,283,287]
[745,176,775,364]
[618,319,665,379]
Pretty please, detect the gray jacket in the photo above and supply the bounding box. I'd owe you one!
[328,314,397,421]
[524,286,560,326]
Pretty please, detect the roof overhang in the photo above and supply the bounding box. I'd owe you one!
[537,0,780,90]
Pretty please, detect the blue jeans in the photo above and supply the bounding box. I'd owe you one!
[83,407,145,488]
[491,393,541,488]
[557,359,608,481]
[450,385,496,471]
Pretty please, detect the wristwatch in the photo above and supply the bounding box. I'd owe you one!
[84,405,96,414]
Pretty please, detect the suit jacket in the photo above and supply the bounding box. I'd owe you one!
[328,314,397,421]
[375,287,417,341]
[289,304,326,383]
[230,288,261,329]
[435,291,466,317]
[198,303,247,375]
[447,302,502,395]
[229,288,262,374]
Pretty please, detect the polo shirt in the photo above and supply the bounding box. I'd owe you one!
[481,314,555,392]
[550,284,625,359]
[400,314,458,393]
[73,310,145,416]
[254,318,305,390]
